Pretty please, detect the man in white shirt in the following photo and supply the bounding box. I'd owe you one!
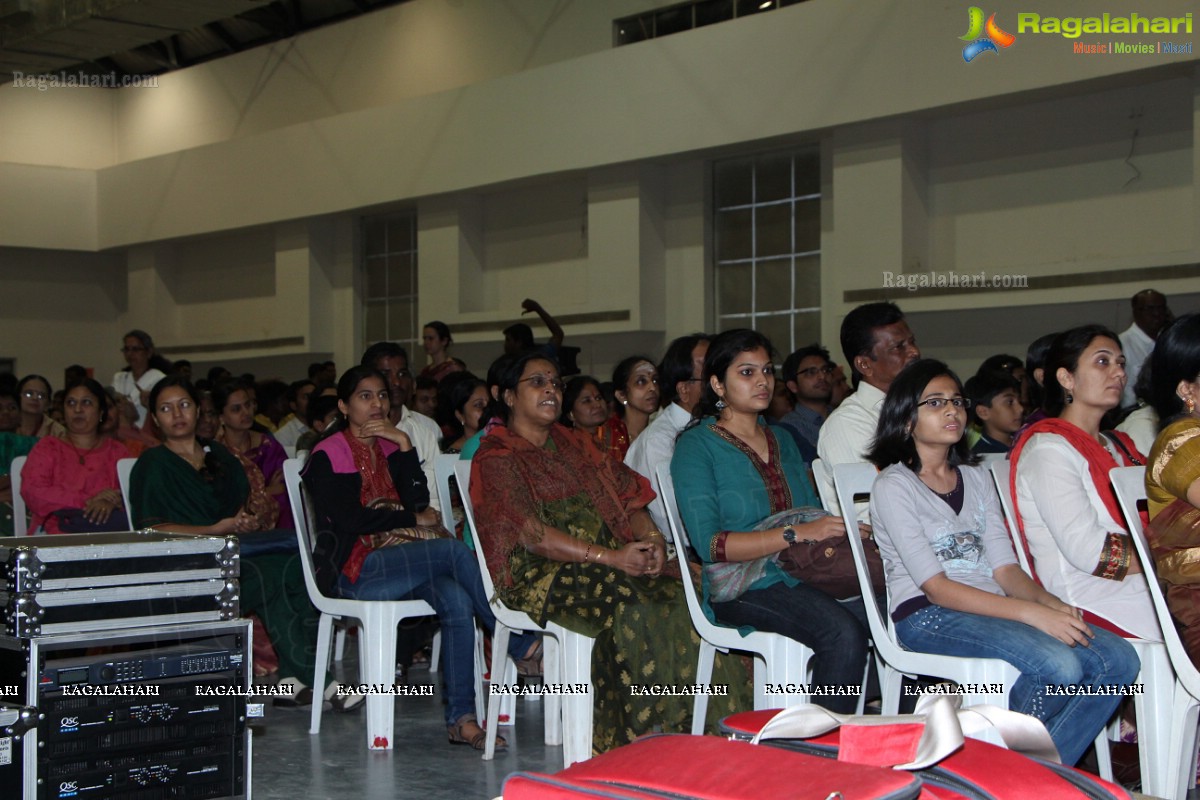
[273,379,315,449]
[1118,289,1171,410]
[361,342,442,513]
[816,302,920,512]
[625,334,709,533]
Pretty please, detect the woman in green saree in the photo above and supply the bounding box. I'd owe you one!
[471,352,748,755]
[130,375,334,707]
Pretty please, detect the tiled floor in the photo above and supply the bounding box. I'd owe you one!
[249,660,562,800]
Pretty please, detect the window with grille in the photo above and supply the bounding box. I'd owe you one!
[362,212,419,357]
[713,150,821,355]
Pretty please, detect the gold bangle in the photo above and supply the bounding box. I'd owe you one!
[644,530,665,540]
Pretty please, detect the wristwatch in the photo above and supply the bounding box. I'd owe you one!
[782,525,797,544]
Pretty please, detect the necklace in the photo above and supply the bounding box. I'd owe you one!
[169,443,205,470]
[67,438,99,465]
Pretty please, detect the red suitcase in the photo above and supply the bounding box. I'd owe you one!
[720,706,1132,800]
[503,733,922,799]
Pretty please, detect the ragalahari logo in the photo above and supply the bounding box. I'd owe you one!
[960,7,1016,62]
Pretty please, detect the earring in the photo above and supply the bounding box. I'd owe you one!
[1187,397,1196,414]
[715,398,727,410]
[621,399,628,406]
[1065,391,1073,405]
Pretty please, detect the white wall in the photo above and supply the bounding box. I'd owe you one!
[0,0,1197,381]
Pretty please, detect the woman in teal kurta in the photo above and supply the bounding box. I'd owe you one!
[671,329,869,713]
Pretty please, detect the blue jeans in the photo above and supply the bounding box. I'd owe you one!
[336,537,534,725]
[896,605,1140,766]
[711,581,870,713]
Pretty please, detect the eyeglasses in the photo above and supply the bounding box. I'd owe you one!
[917,397,972,410]
[796,365,835,378]
[519,375,564,391]
[22,390,48,400]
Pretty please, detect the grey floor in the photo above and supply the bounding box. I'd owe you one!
[248,658,562,800]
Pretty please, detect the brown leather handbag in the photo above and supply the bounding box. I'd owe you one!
[757,508,886,600]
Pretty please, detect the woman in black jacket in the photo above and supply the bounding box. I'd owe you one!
[301,365,534,750]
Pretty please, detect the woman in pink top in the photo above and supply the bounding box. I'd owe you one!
[21,378,128,534]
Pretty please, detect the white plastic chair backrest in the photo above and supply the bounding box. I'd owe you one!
[116,458,136,529]
[810,458,834,510]
[453,459,501,601]
[434,453,458,536]
[283,445,297,459]
[653,464,709,622]
[831,463,895,652]
[988,461,1034,576]
[10,455,27,536]
[1109,465,1147,539]
[282,458,325,602]
[1114,466,1200,701]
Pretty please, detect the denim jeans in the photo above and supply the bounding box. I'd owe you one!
[896,604,1140,766]
[711,581,870,713]
[336,537,534,725]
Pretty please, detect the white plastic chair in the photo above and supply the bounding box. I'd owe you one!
[284,457,466,751]
[810,458,834,511]
[429,455,483,705]
[654,463,815,731]
[10,455,28,535]
[116,458,136,528]
[988,461,1033,575]
[1112,465,1199,800]
[456,459,600,765]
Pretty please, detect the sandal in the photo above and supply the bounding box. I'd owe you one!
[447,714,506,751]
[324,681,366,713]
[515,639,544,678]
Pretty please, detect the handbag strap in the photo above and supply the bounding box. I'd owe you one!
[749,694,1059,768]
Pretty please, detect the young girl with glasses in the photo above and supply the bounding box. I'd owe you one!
[866,358,1138,766]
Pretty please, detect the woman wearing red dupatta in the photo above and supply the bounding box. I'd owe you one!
[1009,325,1161,642]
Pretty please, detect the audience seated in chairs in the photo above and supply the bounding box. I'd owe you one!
[1009,325,1162,642]
[963,370,1025,456]
[16,375,65,440]
[866,358,1138,766]
[213,381,292,529]
[21,378,129,534]
[672,329,868,714]
[609,355,659,452]
[301,365,533,750]
[559,376,612,455]
[130,375,330,708]
[624,334,710,534]
[472,351,748,754]
[817,302,920,512]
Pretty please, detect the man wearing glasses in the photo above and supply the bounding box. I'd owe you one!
[816,302,920,514]
[776,345,836,465]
